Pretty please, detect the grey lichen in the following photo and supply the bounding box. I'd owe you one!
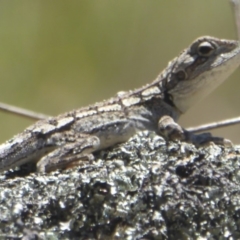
[1,131,240,239]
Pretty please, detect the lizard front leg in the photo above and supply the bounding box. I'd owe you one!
[158,116,232,146]
[37,133,100,173]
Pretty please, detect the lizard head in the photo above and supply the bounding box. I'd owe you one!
[164,36,240,113]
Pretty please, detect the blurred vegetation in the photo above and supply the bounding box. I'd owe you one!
[0,0,240,143]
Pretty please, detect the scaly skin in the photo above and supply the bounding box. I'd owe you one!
[0,36,239,172]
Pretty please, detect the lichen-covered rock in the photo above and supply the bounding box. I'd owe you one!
[1,131,240,239]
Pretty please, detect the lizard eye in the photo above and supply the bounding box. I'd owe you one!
[197,41,215,56]
[175,69,187,81]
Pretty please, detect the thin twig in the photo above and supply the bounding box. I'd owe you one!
[0,102,50,121]
[186,117,240,133]
[231,0,240,39]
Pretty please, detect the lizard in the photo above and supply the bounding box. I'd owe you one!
[0,36,240,173]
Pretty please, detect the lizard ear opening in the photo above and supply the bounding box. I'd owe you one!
[197,41,215,57]
[175,69,187,81]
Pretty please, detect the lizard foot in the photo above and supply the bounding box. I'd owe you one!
[158,115,185,141]
[37,135,100,173]
[185,132,233,147]
[158,116,233,147]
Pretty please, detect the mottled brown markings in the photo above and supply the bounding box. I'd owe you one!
[98,104,122,112]
[32,124,56,135]
[121,97,141,107]
[76,110,97,119]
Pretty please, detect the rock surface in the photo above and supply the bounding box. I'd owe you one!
[0,131,240,239]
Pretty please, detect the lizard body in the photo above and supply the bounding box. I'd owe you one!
[0,36,240,172]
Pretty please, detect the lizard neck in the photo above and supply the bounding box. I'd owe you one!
[119,67,181,110]
[119,70,169,108]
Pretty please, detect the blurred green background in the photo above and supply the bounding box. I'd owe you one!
[0,0,240,143]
